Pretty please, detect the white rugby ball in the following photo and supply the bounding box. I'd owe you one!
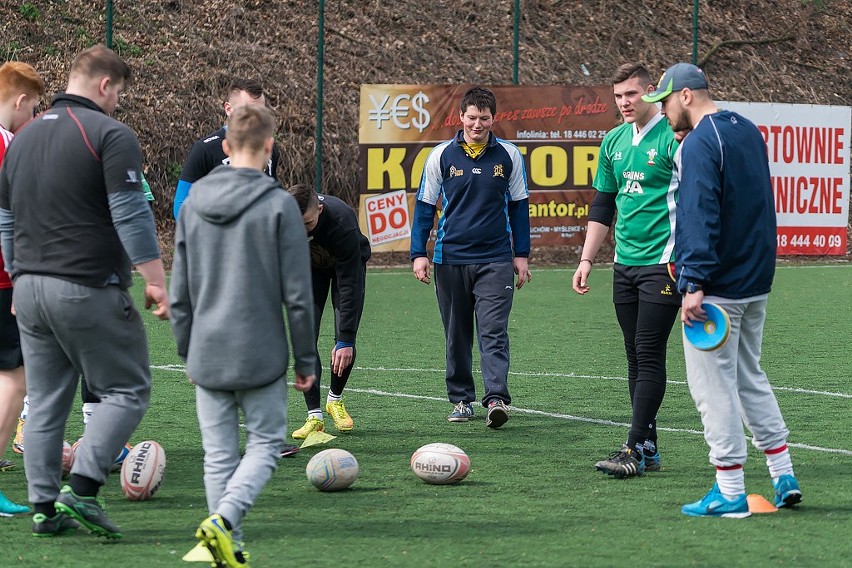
[411,443,470,484]
[306,448,359,491]
[120,440,166,501]
[61,440,75,477]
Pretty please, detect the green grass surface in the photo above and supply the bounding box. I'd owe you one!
[1,265,851,567]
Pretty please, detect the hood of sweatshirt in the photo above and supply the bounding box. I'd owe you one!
[190,165,282,224]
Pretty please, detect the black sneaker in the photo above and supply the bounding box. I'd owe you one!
[32,511,80,537]
[0,459,15,472]
[485,400,509,429]
[643,440,661,472]
[280,443,300,458]
[595,444,646,478]
[54,485,122,539]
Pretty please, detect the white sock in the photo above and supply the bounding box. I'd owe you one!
[308,410,323,421]
[82,402,97,426]
[20,396,29,421]
[716,466,746,499]
[327,392,342,404]
[765,445,794,481]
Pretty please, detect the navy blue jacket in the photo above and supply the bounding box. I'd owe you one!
[410,131,529,264]
[675,111,776,298]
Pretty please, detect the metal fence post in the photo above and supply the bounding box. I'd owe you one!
[692,0,699,65]
[106,0,114,49]
[316,0,325,193]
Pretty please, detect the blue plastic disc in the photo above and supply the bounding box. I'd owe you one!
[684,302,730,351]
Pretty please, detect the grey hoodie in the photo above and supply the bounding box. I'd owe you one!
[170,165,316,390]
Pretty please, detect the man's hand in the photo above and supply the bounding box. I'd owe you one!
[145,282,170,320]
[572,262,592,295]
[294,373,317,392]
[514,257,532,289]
[413,257,431,284]
[681,291,707,325]
[331,346,353,376]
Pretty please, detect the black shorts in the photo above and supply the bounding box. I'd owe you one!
[613,263,681,306]
[0,287,23,369]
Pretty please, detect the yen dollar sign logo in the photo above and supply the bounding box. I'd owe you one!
[368,91,431,133]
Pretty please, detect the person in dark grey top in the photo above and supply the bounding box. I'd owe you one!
[169,105,316,567]
[0,45,169,539]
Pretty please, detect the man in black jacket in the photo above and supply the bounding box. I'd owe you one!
[287,184,371,439]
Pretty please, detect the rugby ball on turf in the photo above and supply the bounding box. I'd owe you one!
[120,440,166,501]
[410,443,470,484]
[62,440,74,477]
[306,448,359,491]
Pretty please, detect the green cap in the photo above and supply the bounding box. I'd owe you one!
[642,63,708,103]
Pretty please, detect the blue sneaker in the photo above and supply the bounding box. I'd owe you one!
[643,441,661,472]
[111,443,133,473]
[773,474,802,508]
[595,444,645,478]
[0,490,31,517]
[447,402,473,423]
[682,483,751,518]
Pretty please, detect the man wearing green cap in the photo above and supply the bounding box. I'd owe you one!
[643,63,803,518]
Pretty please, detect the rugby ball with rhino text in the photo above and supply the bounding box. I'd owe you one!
[120,440,166,501]
[410,443,470,484]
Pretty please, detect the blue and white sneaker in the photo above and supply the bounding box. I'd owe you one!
[0,490,30,517]
[773,474,803,508]
[682,483,751,518]
[447,402,474,423]
[111,443,133,472]
[643,440,661,472]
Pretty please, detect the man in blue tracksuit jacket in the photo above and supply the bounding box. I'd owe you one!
[644,63,802,518]
[410,86,531,429]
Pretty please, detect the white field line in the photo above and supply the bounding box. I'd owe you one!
[351,366,852,400]
[152,364,852,456]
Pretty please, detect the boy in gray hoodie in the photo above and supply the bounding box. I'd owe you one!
[170,105,316,567]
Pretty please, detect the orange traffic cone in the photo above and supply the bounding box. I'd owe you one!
[747,494,778,514]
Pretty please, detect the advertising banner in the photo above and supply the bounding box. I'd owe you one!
[358,84,617,252]
[720,102,850,255]
[359,86,851,256]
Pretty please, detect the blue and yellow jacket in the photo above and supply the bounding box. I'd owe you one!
[410,131,530,264]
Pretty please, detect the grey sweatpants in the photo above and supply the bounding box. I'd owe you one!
[434,262,514,406]
[683,297,789,468]
[13,275,151,505]
[196,376,287,542]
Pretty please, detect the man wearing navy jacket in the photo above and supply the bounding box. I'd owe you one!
[644,63,802,518]
[411,86,531,429]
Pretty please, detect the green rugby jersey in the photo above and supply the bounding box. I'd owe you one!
[593,113,679,266]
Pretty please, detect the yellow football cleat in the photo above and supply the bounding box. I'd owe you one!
[196,514,250,567]
[13,418,24,454]
[325,400,354,432]
[292,417,324,440]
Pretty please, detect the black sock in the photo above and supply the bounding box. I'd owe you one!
[68,474,101,497]
[35,501,56,516]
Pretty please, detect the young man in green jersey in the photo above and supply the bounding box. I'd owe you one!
[572,63,681,478]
